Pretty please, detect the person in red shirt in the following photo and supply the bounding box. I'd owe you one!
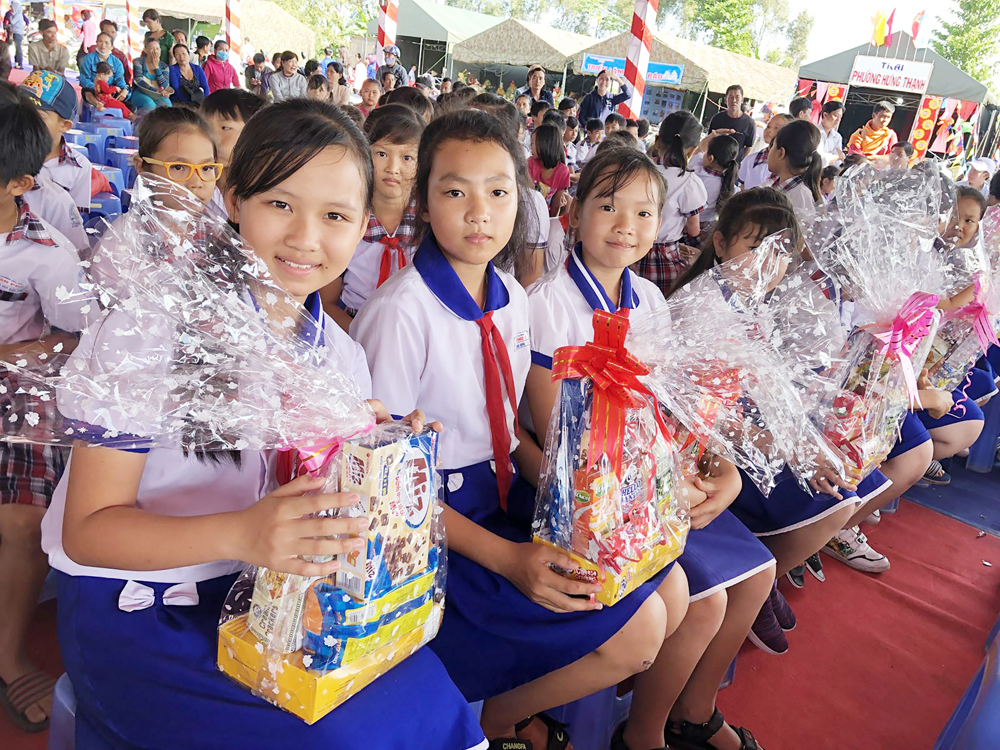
[201,40,239,92]
[97,19,134,86]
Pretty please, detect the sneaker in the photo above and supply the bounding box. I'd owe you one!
[866,509,881,525]
[770,585,796,631]
[822,525,890,573]
[785,565,805,588]
[804,553,826,582]
[919,459,951,486]
[747,597,789,655]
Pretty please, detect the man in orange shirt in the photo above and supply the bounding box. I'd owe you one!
[847,100,899,162]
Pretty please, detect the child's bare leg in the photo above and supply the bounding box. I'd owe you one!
[671,566,776,750]
[624,584,725,749]
[928,421,984,461]
[761,504,854,577]
[846,440,932,528]
[481,569,674,745]
[0,505,52,725]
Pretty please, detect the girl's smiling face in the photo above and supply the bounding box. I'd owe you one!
[571,169,661,271]
[423,138,518,268]
[229,146,368,302]
[371,137,418,202]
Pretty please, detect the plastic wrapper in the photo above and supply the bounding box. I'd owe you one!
[0,176,443,723]
[219,422,447,724]
[532,310,688,606]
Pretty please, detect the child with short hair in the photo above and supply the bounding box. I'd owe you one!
[43,98,487,750]
[563,115,580,171]
[329,104,425,326]
[888,141,915,170]
[739,112,791,189]
[789,96,813,120]
[529,123,571,217]
[94,61,132,117]
[359,78,381,117]
[200,88,267,214]
[820,164,840,204]
[541,109,566,134]
[605,111,626,135]
[306,72,330,101]
[515,92,531,118]
[577,118,606,167]
[0,89,91,735]
[19,71,93,216]
[557,96,578,118]
[635,117,651,152]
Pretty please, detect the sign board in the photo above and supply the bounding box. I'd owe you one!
[581,53,684,86]
[848,55,934,96]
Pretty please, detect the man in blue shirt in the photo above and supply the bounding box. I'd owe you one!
[319,47,335,74]
[515,65,554,106]
[577,68,631,125]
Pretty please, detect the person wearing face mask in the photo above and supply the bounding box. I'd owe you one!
[577,68,629,125]
[80,32,130,111]
[98,20,135,85]
[375,44,408,94]
[202,39,240,92]
[709,84,757,159]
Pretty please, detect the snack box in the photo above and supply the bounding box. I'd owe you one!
[218,603,441,724]
[336,428,437,601]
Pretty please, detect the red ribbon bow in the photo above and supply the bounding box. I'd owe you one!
[551,309,668,479]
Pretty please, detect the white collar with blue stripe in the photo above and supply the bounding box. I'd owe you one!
[567,243,639,313]
[414,235,510,321]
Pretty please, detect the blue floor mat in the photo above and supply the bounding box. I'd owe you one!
[905,460,1000,537]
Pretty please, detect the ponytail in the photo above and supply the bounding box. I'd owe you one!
[707,134,739,214]
[773,119,822,202]
[655,110,702,171]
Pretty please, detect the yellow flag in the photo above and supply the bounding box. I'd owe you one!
[871,11,888,46]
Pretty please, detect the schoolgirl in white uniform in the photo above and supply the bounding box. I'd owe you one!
[353,109,689,750]
[41,100,487,750]
[524,146,774,750]
[767,119,824,216]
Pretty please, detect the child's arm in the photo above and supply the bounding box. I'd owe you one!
[937,282,975,313]
[688,453,741,529]
[684,214,700,238]
[319,276,353,333]
[511,427,543,487]
[63,444,363,576]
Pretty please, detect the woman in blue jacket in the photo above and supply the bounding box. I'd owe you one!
[169,43,210,104]
[79,32,129,111]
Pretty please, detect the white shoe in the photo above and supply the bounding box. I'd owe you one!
[822,526,890,573]
[865,509,881,525]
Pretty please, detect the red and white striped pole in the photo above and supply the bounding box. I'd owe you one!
[618,0,658,120]
[225,0,241,64]
[376,0,398,68]
[51,0,70,46]
[124,0,143,61]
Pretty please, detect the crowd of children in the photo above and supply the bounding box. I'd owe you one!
[0,62,996,750]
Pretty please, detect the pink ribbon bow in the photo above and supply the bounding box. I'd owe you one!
[871,292,940,409]
[943,276,999,356]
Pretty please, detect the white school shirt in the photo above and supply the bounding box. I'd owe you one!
[738,146,773,189]
[690,153,724,225]
[42,294,373,583]
[209,186,228,217]
[42,140,93,215]
[351,240,531,471]
[341,205,419,313]
[655,165,708,246]
[0,199,90,345]
[819,127,844,166]
[773,174,818,215]
[23,173,88,252]
[523,245,666,434]
[526,188,551,256]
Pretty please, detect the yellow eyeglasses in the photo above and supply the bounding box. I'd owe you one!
[141,157,224,182]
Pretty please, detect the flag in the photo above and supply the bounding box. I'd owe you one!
[871,11,888,46]
[885,9,895,45]
[912,10,925,43]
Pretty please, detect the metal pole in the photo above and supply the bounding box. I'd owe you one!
[561,63,567,97]
[418,37,424,74]
[698,80,708,122]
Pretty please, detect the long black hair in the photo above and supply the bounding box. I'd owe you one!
[706,134,739,214]
[667,187,800,298]
[773,119,822,203]
[655,110,702,171]
[414,109,531,274]
[532,123,565,169]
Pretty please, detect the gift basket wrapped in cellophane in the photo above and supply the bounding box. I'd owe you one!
[0,175,447,724]
[798,163,963,482]
[924,205,1000,392]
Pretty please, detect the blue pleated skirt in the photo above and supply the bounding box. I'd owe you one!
[57,572,486,750]
[680,510,775,601]
[429,460,674,702]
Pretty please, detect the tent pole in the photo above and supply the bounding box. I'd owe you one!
[561,63,567,96]
[418,37,424,74]
[698,81,708,122]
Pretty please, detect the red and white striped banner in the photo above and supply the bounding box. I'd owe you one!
[618,0,658,120]
[124,0,143,61]
[376,0,398,67]
[225,0,241,62]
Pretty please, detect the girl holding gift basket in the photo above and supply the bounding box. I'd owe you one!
[38,100,488,750]
[352,109,691,750]
[523,146,777,750]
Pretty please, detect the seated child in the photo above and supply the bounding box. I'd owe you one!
[200,88,267,216]
[94,61,132,117]
[820,165,840,204]
[528,123,571,217]
[358,78,381,117]
[605,111,626,135]
[888,141,915,170]
[738,112,791,189]
[576,118,605,167]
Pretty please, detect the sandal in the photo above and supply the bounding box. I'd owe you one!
[0,670,55,733]
[664,707,762,750]
[921,459,951,486]
[514,712,571,750]
[611,720,668,750]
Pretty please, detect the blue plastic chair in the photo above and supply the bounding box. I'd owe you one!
[94,165,125,197]
[65,130,104,165]
[109,134,139,151]
[88,193,122,222]
[48,673,76,750]
[967,396,1000,473]
[92,115,133,137]
[105,148,138,189]
[74,123,124,160]
[65,142,89,161]
[934,637,1000,749]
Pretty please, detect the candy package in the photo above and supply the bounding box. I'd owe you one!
[532,310,688,606]
[219,422,447,723]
